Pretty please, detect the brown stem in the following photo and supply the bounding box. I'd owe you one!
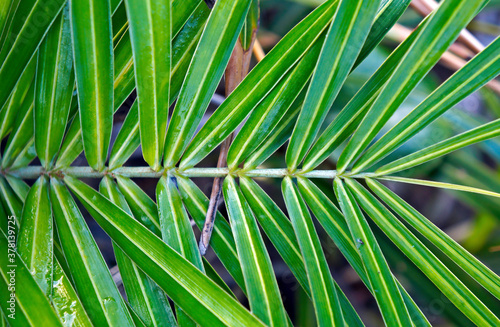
[252,39,266,62]
[199,35,256,255]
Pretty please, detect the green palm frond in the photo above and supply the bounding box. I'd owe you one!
[1,0,500,326]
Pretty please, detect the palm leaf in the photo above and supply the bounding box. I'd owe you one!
[51,257,94,327]
[163,0,253,168]
[181,0,412,169]
[16,176,52,296]
[223,176,288,326]
[50,178,134,326]
[0,0,65,110]
[12,173,92,326]
[347,178,500,325]
[157,176,204,271]
[0,0,19,56]
[0,232,62,327]
[58,1,208,170]
[297,177,431,326]
[109,3,209,170]
[125,0,171,170]
[3,175,29,202]
[0,176,22,227]
[282,177,345,326]
[1,0,500,325]
[377,119,500,175]
[334,178,414,326]
[353,35,500,172]
[302,19,426,171]
[337,0,486,172]
[157,176,204,327]
[115,175,162,235]
[108,101,140,170]
[227,43,319,169]
[240,177,364,326]
[179,0,339,169]
[70,0,114,171]
[357,0,412,63]
[243,97,303,170]
[64,176,265,326]
[285,0,379,171]
[34,6,74,169]
[9,141,37,170]
[100,176,177,327]
[376,176,500,198]
[367,178,500,300]
[1,84,34,169]
[175,174,247,293]
[0,56,35,142]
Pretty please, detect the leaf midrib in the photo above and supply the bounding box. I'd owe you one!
[43,18,65,167]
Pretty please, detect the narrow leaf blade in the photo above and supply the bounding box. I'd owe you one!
[333,178,413,326]
[286,0,380,170]
[17,176,53,296]
[34,6,74,169]
[377,119,500,175]
[302,20,425,171]
[223,176,288,326]
[337,0,486,172]
[125,0,171,170]
[240,177,363,326]
[164,0,252,168]
[347,179,500,326]
[50,178,134,326]
[64,176,265,326]
[109,101,140,170]
[100,176,177,327]
[0,56,36,142]
[179,0,340,169]
[70,0,114,171]
[175,175,246,293]
[52,257,94,327]
[367,178,500,301]
[282,177,344,326]
[1,84,34,169]
[0,232,62,327]
[157,176,204,270]
[0,0,65,110]
[227,42,320,169]
[353,35,500,172]
[115,175,162,235]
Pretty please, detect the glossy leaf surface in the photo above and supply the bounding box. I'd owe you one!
[125,0,171,170]
[50,178,134,326]
[64,176,265,326]
[223,176,288,326]
[34,6,74,169]
[70,0,114,171]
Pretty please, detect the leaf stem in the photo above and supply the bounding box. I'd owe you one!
[5,166,371,179]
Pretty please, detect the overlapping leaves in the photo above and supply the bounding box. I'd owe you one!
[1,0,500,326]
